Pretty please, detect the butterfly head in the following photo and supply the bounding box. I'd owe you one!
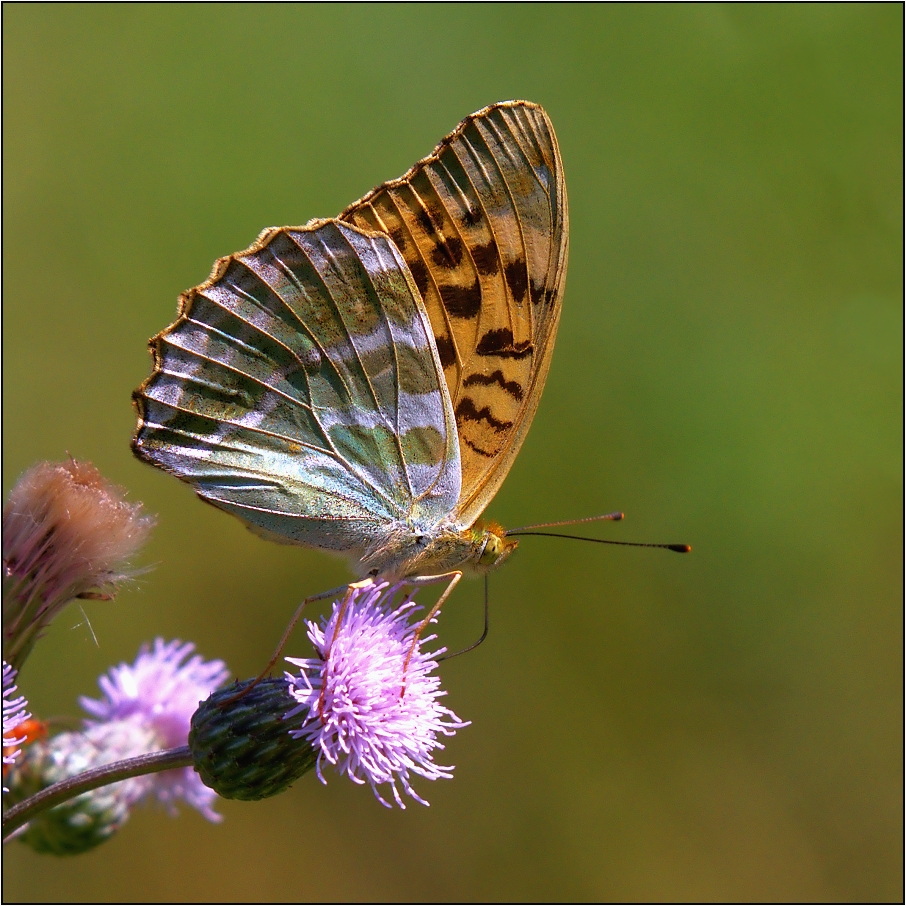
[470,520,518,575]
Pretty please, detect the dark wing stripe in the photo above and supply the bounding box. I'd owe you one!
[252,233,359,404]
[325,228,413,499]
[140,400,337,462]
[183,309,318,410]
[139,411,403,519]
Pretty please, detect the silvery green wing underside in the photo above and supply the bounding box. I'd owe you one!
[132,220,461,559]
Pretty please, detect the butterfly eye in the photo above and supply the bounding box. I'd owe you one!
[415,535,428,548]
[477,533,504,567]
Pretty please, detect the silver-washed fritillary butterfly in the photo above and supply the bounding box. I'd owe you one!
[132,100,568,591]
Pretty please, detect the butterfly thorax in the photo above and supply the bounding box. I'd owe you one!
[359,518,518,582]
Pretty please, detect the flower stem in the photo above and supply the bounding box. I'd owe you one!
[2,745,193,841]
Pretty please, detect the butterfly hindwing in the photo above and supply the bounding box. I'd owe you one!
[132,220,461,555]
[340,100,568,526]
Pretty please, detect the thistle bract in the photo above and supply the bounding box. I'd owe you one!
[190,678,317,800]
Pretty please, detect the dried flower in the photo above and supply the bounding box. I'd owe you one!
[80,638,229,821]
[2,459,155,670]
[3,660,30,778]
[285,581,469,809]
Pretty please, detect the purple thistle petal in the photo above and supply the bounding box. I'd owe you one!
[3,660,30,768]
[285,581,469,809]
[80,639,229,820]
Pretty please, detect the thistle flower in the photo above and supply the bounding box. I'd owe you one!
[2,459,155,670]
[5,639,228,854]
[3,660,30,775]
[80,638,229,821]
[285,581,469,809]
[5,720,157,854]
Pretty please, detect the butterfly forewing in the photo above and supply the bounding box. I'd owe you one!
[340,100,568,526]
[132,220,460,556]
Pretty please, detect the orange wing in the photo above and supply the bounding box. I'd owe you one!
[340,100,568,526]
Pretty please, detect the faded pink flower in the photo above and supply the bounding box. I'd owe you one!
[3,459,155,669]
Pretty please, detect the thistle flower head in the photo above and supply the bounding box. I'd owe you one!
[285,581,469,809]
[80,639,229,821]
[5,719,157,854]
[2,459,155,669]
[3,660,30,773]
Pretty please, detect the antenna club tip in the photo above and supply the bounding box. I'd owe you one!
[612,512,625,521]
[669,544,692,553]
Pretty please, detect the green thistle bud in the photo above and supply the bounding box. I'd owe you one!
[5,721,157,856]
[189,678,316,801]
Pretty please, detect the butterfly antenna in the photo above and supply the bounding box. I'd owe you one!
[436,574,491,662]
[506,530,691,553]
[506,512,625,533]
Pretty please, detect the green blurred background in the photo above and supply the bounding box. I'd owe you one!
[3,4,901,902]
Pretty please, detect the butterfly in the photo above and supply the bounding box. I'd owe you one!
[132,100,568,597]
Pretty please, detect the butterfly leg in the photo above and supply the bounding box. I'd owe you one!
[399,571,463,696]
[218,581,355,708]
